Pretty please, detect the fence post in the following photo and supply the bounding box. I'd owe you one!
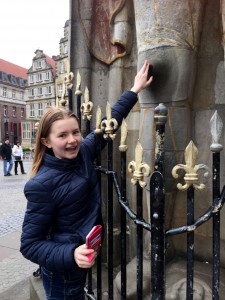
[210,111,223,300]
[150,103,167,299]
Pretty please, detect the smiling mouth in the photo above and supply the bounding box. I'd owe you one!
[66,147,76,152]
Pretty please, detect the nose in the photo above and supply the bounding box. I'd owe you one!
[68,134,77,143]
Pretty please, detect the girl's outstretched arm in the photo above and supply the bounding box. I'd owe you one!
[130,60,153,94]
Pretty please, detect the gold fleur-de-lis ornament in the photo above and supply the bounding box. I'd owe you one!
[128,140,151,188]
[101,102,118,140]
[172,141,209,191]
[80,87,93,120]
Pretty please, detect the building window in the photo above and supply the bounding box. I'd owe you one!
[19,92,23,100]
[58,84,63,97]
[2,72,7,82]
[12,106,16,117]
[64,42,68,54]
[3,87,7,97]
[4,122,9,137]
[12,90,16,99]
[45,72,50,80]
[19,78,25,87]
[46,86,52,94]
[29,88,35,97]
[37,73,42,82]
[29,75,34,84]
[3,105,8,116]
[38,103,43,116]
[37,60,42,69]
[11,75,16,85]
[22,123,31,139]
[21,108,24,117]
[38,87,43,95]
[30,104,34,117]
[60,61,65,73]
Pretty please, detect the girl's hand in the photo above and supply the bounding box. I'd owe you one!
[74,244,97,268]
[130,60,153,94]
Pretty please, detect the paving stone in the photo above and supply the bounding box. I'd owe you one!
[0,161,37,296]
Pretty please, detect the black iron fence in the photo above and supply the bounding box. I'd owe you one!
[71,79,225,299]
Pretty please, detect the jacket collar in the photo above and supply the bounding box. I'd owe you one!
[43,152,83,171]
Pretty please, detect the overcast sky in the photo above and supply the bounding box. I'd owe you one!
[0,0,69,69]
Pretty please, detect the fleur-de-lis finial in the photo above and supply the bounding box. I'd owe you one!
[80,87,93,120]
[101,102,118,140]
[59,80,67,106]
[119,119,128,152]
[65,71,74,90]
[172,141,209,191]
[95,106,102,134]
[128,140,151,188]
[75,71,82,96]
[210,110,223,152]
[59,69,74,107]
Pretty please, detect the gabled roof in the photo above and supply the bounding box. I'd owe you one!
[0,58,28,79]
[32,49,56,76]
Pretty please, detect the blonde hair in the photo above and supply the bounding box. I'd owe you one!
[31,107,79,177]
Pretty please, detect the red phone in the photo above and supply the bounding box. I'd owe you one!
[86,225,102,262]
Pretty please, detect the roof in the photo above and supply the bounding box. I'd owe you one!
[45,54,56,76]
[32,50,56,76]
[0,58,28,79]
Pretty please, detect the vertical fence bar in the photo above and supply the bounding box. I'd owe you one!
[212,151,220,300]
[86,119,91,134]
[127,141,150,300]
[210,111,223,300]
[186,186,194,300]
[119,120,128,299]
[107,138,114,299]
[96,134,102,300]
[136,183,143,299]
[150,171,165,300]
[150,103,167,299]
[94,108,104,300]
[68,87,73,111]
[120,151,127,300]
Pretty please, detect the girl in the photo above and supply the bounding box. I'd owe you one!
[20,61,153,300]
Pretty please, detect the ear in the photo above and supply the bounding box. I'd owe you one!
[41,138,52,148]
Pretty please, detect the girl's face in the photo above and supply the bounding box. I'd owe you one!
[42,117,82,159]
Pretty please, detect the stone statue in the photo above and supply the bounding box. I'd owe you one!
[70,0,225,298]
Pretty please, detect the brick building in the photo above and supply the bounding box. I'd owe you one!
[0,59,27,145]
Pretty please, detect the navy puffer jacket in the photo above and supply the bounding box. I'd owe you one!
[20,91,138,272]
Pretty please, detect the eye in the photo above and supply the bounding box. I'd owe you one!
[73,129,80,135]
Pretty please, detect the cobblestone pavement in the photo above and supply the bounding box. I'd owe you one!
[0,160,38,294]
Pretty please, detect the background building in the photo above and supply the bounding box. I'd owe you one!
[0,59,27,145]
[23,20,70,149]
[54,19,70,107]
[0,19,70,149]
[22,49,56,149]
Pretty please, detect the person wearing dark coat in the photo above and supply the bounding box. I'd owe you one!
[1,138,13,176]
[20,61,153,300]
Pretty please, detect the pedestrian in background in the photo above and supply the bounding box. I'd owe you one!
[20,61,153,300]
[0,138,13,176]
[12,141,26,175]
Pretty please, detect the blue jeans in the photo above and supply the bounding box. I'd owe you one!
[41,267,88,300]
[3,159,13,176]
